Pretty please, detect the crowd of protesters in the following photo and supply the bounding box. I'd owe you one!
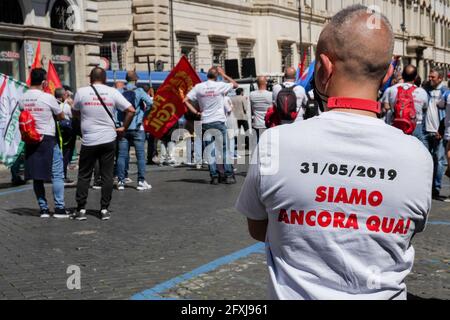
[10,48,450,221]
[6,3,449,301]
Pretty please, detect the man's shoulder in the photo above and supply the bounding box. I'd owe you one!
[76,85,92,94]
[293,85,306,95]
[40,91,58,103]
[414,87,428,96]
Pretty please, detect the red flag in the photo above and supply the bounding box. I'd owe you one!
[45,60,62,95]
[26,40,43,86]
[299,50,308,77]
[144,56,201,139]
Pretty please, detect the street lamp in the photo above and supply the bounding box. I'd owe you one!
[169,0,175,69]
[298,0,303,61]
[401,0,406,59]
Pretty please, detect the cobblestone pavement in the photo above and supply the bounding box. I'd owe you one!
[0,159,448,300]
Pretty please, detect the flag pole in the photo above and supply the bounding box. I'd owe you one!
[147,56,154,97]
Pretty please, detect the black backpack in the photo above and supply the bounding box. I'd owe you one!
[303,91,319,120]
[276,84,298,121]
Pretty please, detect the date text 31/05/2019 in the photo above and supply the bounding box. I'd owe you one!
[300,162,398,181]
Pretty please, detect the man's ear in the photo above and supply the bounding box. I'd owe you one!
[318,54,333,85]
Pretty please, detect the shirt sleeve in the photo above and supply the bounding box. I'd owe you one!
[235,148,268,221]
[272,85,280,103]
[295,86,307,108]
[73,92,82,111]
[139,88,153,107]
[47,95,63,115]
[218,82,233,95]
[186,85,198,102]
[113,89,132,112]
[419,90,429,110]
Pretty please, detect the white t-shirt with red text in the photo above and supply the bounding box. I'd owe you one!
[236,111,432,300]
[19,89,62,137]
[74,84,131,146]
[186,80,234,124]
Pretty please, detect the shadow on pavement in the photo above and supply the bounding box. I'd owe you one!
[6,208,41,217]
[165,178,210,184]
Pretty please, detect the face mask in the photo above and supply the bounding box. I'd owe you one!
[310,73,329,112]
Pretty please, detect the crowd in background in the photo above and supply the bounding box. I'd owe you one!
[8,59,450,219]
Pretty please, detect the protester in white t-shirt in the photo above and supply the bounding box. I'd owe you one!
[383,65,429,142]
[250,76,272,141]
[72,67,135,221]
[19,68,69,219]
[272,67,308,122]
[236,5,432,300]
[184,66,239,185]
[423,68,447,200]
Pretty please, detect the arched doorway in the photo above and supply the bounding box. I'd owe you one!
[0,0,24,25]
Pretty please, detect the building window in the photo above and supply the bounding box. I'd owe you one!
[280,42,293,72]
[238,41,254,60]
[238,41,254,78]
[100,43,125,70]
[0,40,22,80]
[51,44,74,87]
[177,33,198,70]
[50,0,75,31]
[0,0,23,24]
[210,38,228,67]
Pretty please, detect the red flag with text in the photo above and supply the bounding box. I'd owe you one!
[45,60,62,95]
[26,40,42,86]
[144,56,201,139]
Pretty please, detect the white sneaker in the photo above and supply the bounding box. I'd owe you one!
[167,158,176,166]
[137,180,152,191]
[196,164,202,170]
[152,156,160,165]
[117,181,125,191]
[124,177,133,184]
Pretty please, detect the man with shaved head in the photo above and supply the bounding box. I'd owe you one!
[250,76,272,141]
[272,67,307,123]
[236,5,432,300]
[72,67,136,221]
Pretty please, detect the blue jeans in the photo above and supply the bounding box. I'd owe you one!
[117,130,146,182]
[412,122,426,145]
[33,144,65,210]
[423,132,447,195]
[202,121,234,178]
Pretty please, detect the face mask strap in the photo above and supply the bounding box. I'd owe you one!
[310,73,329,112]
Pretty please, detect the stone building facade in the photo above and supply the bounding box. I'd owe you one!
[1,0,449,88]
[0,0,102,88]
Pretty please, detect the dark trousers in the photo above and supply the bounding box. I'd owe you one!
[62,135,76,179]
[146,133,158,162]
[237,120,249,148]
[76,141,116,210]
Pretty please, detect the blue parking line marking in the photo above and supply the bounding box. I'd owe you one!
[428,221,450,226]
[0,186,33,196]
[131,242,265,300]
